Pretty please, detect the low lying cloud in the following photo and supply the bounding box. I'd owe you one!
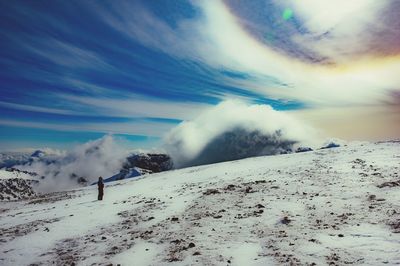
[164,100,319,168]
[16,135,128,192]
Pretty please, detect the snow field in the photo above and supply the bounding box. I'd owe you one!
[0,141,399,265]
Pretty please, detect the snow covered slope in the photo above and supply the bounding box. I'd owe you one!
[0,178,38,201]
[102,167,152,184]
[0,141,399,265]
[0,169,39,180]
[0,169,40,201]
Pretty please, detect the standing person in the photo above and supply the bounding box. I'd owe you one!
[97,177,104,200]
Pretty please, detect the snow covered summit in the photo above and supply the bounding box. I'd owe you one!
[0,141,399,265]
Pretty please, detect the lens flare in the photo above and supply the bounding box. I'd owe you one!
[282,8,293,20]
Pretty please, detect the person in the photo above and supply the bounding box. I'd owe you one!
[97,177,104,200]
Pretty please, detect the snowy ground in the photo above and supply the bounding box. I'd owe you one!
[0,170,39,201]
[0,141,399,265]
[0,169,39,180]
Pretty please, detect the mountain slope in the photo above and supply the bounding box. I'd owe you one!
[0,141,399,265]
[0,169,40,201]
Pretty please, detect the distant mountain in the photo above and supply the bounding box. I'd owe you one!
[102,167,152,183]
[0,151,32,169]
[186,129,295,167]
[30,150,46,158]
[123,153,173,173]
[0,149,174,190]
[321,142,341,149]
[0,150,55,169]
[100,153,173,184]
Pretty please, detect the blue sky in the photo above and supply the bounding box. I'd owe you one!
[0,0,399,150]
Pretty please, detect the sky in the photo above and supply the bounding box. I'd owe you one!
[0,0,399,151]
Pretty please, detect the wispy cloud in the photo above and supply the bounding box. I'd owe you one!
[26,38,113,70]
[186,1,400,106]
[0,101,83,116]
[61,94,211,120]
[0,118,175,137]
[284,0,389,62]
[91,1,196,59]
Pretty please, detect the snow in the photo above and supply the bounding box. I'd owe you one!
[0,170,39,201]
[102,167,150,184]
[221,242,275,266]
[111,241,164,266]
[0,141,399,265]
[0,169,38,180]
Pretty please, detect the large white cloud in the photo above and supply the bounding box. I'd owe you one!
[164,100,319,168]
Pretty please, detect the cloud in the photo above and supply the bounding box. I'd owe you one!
[284,0,390,61]
[0,101,82,116]
[93,1,199,59]
[1,0,398,147]
[0,118,175,137]
[290,105,400,141]
[286,0,381,35]
[15,135,128,192]
[163,99,318,168]
[62,94,211,120]
[26,38,113,70]
[212,1,400,107]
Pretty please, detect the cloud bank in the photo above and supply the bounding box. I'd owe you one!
[16,136,128,192]
[164,100,318,168]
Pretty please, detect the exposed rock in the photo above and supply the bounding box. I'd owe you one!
[77,177,88,185]
[281,216,292,225]
[0,178,38,201]
[388,220,400,233]
[377,180,400,188]
[368,194,376,201]
[321,142,341,149]
[296,147,313,153]
[224,184,236,190]
[123,153,173,173]
[203,189,220,195]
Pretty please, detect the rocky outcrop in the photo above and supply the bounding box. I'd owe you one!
[0,178,38,201]
[123,153,173,173]
[100,153,173,184]
[296,147,313,153]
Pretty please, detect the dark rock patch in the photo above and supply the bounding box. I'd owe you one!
[377,180,400,188]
